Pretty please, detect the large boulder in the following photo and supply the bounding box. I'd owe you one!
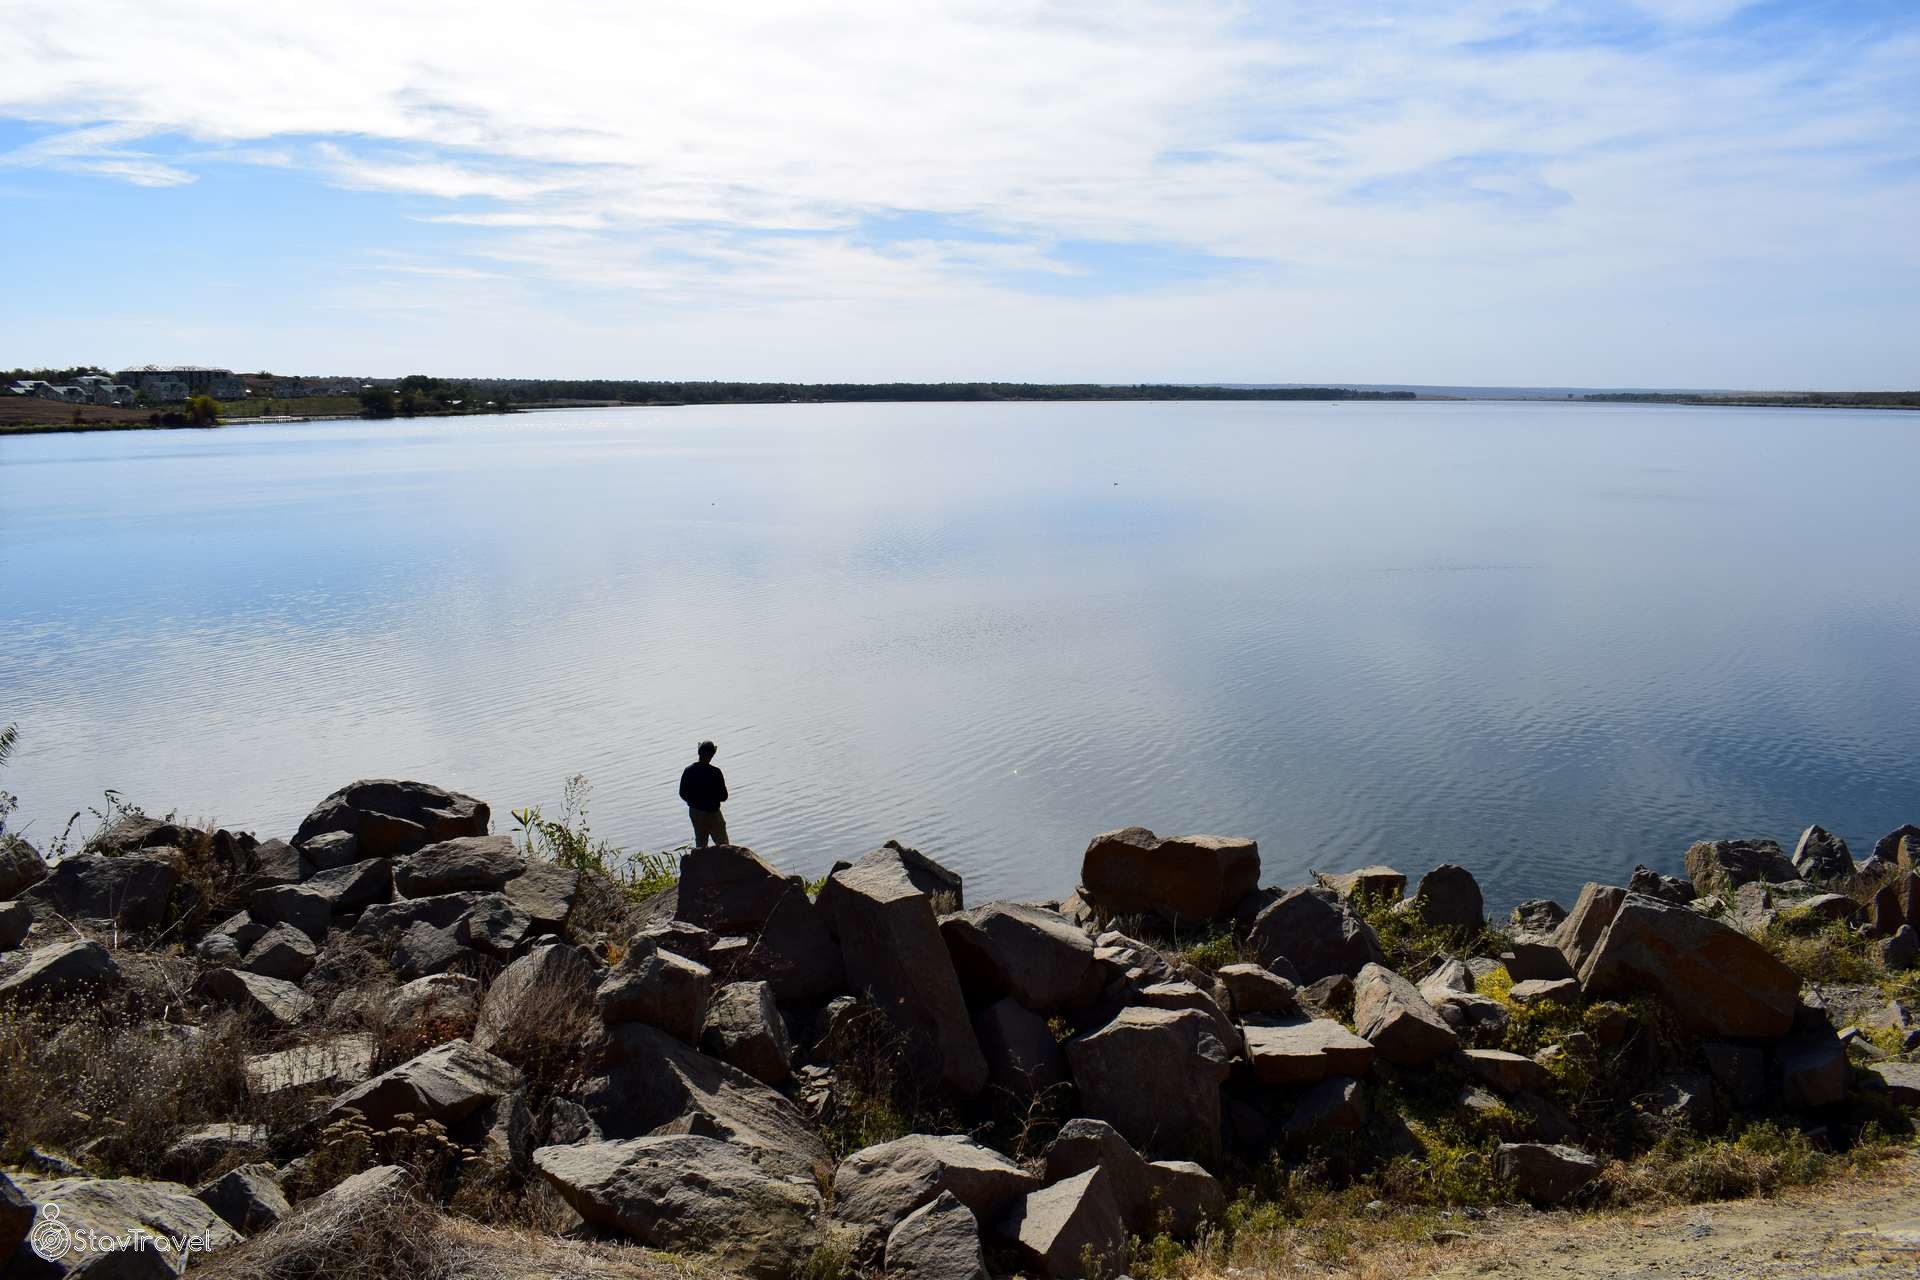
[305,857,393,913]
[535,1136,821,1280]
[0,900,29,950]
[354,891,483,940]
[1869,824,1920,872]
[676,844,806,932]
[996,1167,1127,1280]
[595,946,711,1044]
[1284,1076,1367,1142]
[0,939,123,1002]
[816,842,987,1095]
[1242,1015,1376,1086]
[1353,963,1459,1065]
[1042,1119,1153,1234]
[193,967,314,1026]
[1318,865,1406,904]
[504,861,579,929]
[1576,892,1799,1038]
[579,1022,827,1177]
[1496,1142,1600,1205]
[240,922,317,982]
[1684,838,1799,897]
[472,941,595,1052]
[700,980,793,1085]
[247,883,331,941]
[0,834,48,899]
[1066,1006,1230,1163]
[1792,826,1855,882]
[886,1191,989,1280]
[711,890,847,1005]
[1213,963,1300,1019]
[194,1163,289,1232]
[5,1171,240,1274]
[161,1124,268,1182]
[292,779,489,858]
[974,996,1069,1096]
[831,1134,1038,1257]
[940,901,1101,1013]
[328,1038,522,1128]
[392,835,524,897]
[1077,827,1260,926]
[1406,864,1483,930]
[244,1032,377,1094]
[1775,1033,1849,1109]
[1247,886,1384,983]
[20,852,177,930]
[1552,883,1626,973]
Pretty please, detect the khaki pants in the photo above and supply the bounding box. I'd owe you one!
[689,808,729,849]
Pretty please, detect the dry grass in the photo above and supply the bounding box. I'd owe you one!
[193,1179,712,1280]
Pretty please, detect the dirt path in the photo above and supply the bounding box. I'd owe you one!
[1427,1155,1920,1279]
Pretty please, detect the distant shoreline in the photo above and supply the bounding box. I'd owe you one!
[3,386,1915,439]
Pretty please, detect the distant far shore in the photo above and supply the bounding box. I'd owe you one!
[4,381,1916,438]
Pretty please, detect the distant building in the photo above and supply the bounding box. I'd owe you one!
[114,365,244,401]
[74,374,137,407]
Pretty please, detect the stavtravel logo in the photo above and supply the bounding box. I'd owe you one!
[28,1202,224,1263]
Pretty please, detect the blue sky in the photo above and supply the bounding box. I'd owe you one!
[0,1,1915,386]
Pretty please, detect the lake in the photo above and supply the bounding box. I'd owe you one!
[2,400,1916,913]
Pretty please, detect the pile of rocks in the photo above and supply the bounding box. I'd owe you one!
[3,790,1918,1279]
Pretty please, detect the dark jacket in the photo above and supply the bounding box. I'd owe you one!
[679,761,728,812]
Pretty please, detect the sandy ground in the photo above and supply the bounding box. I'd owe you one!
[1426,1155,1920,1280]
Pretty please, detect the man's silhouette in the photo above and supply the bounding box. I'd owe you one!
[679,739,730,849]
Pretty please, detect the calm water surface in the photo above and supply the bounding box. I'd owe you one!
[2,401,1916,911]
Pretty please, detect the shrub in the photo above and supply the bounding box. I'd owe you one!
[1353,891,1510,977]
[512,774,678,904]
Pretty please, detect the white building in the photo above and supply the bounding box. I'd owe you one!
[74,375,137,407]
[114,365,245,401]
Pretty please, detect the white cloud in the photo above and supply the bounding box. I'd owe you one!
[0,1,1914,382]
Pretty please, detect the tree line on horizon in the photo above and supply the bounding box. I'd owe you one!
[454,379,1417,405]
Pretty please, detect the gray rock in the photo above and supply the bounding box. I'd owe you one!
[535,1136,821,1280]
[1317,865,1406,903]
[1065,1006,1230,1162]
[302,1162,412,1214]
[1147,1159,1225,1237]
[833,1133,1039,1257]
[6,1171,240,1273]
[293,778,489,858]
[394,835,525,897]
[1869,824,1920,872]
[974,995,1069,1096]
[708,891,847,1004]
[298,829,361,871]
[997,1167,1126,1280]
[1880,923,1919,971]
[1684,838,1800,897]
[0,834,49,899]
[1457,1048,1551,1094]
[1867,1060,1920,1106]
[1775,1033,1850,1109]
[162,1123,268,1181]
[247,883,331,941]
[390,919,468,979]
[503,861,579,929]
[305,856,393,913]
[1576,892,1800,1038]
[241,837,310,889]
[20,851,178,930]
[473,942,596,1053]
[195,966,315,1025]
[1285,1076,1366,1140]
[194,1162,289,1232]
[460,892,534,956]
[596,946,711,1043]
[1496,1142,1600,1205]
[353,891,481,939]
[580,1022,827,1177]
[675,844,808,932]
[1135,979,1238,1051]
[1300,972,1354,1012]
[1408,864,1483,930]
[244,1032,377,1094]
[0,939,123,1002]
[328,1037,522,1128]
[1213,962,1300,1018]
[1508,977,1580,1007]
[1248,885,1385,983]
[1510,898,1567,932]
[0,899,29,950]
[940,901,1101,1013]
[1076,827,1261,926]
[1043,1118,1154,1234]
[700,980,792,1085]
[817,841,988,1095]
[1552,883,1626,973]
[886,1190,988,1280]
[386,972,483,1030]
[1792,826,1855,882]
[1628,864,1696,904]
[241,922,317,982]
[1354,963,1459,1065]
[1243,1015,1375,1086]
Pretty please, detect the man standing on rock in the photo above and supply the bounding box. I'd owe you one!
[679,740,730,848]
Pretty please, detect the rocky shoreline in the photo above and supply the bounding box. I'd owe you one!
[2,780,1918,1278]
